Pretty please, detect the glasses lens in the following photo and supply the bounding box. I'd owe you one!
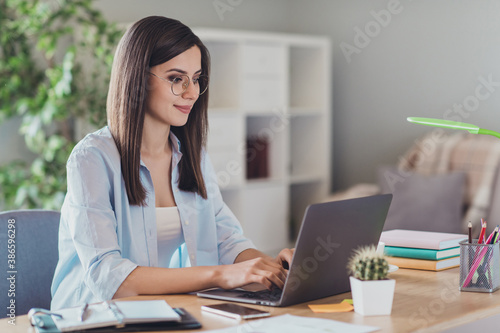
[171,75,190,96]
[197,75,209,95]
[170,74,209,96]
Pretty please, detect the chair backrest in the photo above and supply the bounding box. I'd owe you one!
[0,209,60,318]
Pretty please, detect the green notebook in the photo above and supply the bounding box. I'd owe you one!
[384,246,460,260]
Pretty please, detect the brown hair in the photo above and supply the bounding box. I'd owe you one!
[107,16,210,205]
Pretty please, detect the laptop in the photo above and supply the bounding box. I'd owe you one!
[197,193,392,307]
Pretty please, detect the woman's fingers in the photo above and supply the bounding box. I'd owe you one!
[218,256,289,290]
[249,258,287,289]
[249,269,284,290]
[275,248,294,269]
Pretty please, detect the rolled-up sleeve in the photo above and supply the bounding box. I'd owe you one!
[64,147,137,301]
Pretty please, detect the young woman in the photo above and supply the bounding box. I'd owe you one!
[50,16,293,310]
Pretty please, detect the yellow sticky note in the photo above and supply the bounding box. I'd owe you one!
[308,302,354,313]
[342,299,353,305]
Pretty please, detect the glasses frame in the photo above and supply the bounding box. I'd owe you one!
[148,72,209,96]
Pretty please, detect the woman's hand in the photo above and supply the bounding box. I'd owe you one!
[113,247,296,298]
[216,256,288,290]
[274,248,294,270]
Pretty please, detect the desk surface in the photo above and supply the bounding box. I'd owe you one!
[2,267,500,333]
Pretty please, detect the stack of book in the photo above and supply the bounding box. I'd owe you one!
[380,229,468,271]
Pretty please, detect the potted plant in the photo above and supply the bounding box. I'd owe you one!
[347,245,395,316]
[0,0,122,210]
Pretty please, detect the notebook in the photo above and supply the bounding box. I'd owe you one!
[30,307,200,333]
[380,229,467,250]
[386,256,460,271]
[197,194,393,307]
[40,300,181,332]
[383,245,460,260]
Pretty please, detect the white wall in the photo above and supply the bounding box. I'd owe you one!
[93,0,293,32]
[5,0,500,192]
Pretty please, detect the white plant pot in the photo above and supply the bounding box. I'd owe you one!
[349,276,396,316]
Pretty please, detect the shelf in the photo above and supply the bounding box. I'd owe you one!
[289,107,324,117]
[206,113,243,149]
[290,174,324,185]
[197,28,330,253]
[244,108,289,118]
[240,184,289,254]
[220,188,242,218]
[206,147,244,189]
[218,182,242,191]
[289,116,328,179]
[204,40,240,109]
[240,42,288,111]
[245,177,286,188]
[290,182,327,241]
[207,107,241,115]
[241,77,287,111]
[289,45,329,110]
[246,116,287,181]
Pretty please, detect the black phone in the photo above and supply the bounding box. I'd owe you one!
[201,303,271,320]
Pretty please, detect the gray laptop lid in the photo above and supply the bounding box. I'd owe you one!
[197,194,392,307]
[279,193,392,306]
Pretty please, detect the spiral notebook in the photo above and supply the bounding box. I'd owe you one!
[31,300,188,332]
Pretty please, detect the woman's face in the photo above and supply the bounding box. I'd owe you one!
[146,46,202,128]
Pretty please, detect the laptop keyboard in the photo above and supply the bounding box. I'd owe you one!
[240,288,282,302]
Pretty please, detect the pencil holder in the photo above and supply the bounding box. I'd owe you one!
[459,240,500,293]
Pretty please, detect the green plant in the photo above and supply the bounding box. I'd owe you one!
[0,0,123,209]
[347,245,389,280]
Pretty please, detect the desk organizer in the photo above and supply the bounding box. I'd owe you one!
[459,240,500,293]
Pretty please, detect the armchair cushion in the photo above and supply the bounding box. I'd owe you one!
[377,166,466,234]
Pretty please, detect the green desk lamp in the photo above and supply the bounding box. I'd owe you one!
[407,117,500,139]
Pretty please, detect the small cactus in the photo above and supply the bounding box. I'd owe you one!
[347,245,389,280]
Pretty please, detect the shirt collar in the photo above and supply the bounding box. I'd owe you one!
[139,131,183,168]
[169,131,183,168]
[169,131,182,155]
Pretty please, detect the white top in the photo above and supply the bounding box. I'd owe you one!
[156,207,184,267]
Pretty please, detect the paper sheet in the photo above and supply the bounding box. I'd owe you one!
[204,314,379,333]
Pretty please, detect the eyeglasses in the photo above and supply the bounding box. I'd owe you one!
[148,72,209,96]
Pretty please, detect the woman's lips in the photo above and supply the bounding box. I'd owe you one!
[175,105,192,114]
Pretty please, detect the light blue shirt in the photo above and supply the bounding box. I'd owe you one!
[50,127,255,310]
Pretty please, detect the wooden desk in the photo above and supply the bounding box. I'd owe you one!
[2,267,500,332]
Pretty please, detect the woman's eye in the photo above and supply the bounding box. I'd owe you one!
[169,76,183,83]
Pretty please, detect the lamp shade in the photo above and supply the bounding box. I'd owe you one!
[407,117,500,139]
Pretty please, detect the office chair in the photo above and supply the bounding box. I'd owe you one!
[0,209,60,318]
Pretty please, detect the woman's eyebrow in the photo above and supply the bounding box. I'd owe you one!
[164,68,203,75]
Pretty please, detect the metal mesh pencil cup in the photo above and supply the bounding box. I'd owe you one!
[459,240,500,293]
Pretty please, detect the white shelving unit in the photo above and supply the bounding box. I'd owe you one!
[194,28,331,255]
